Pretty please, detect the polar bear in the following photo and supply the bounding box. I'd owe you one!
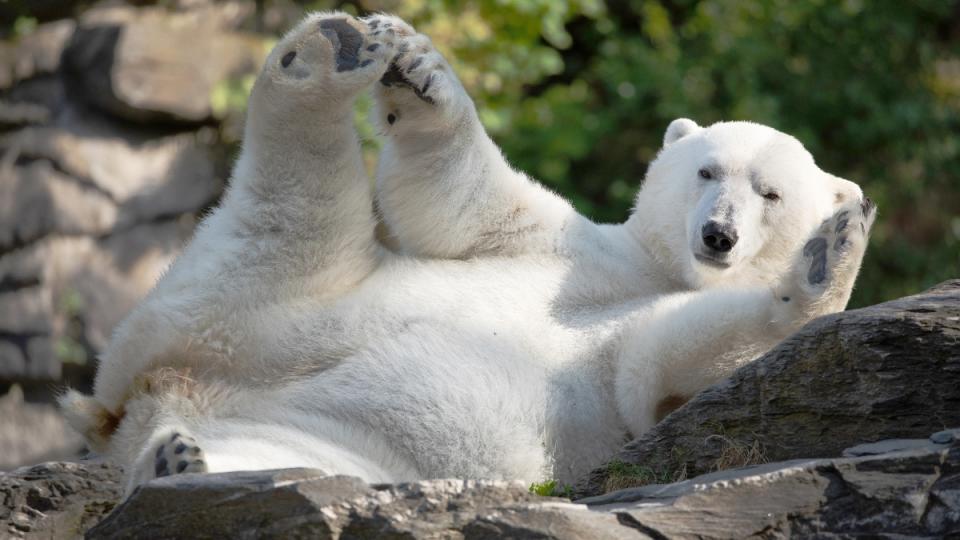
[61,13,875,495]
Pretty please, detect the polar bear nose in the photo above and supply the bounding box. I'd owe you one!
[702,221,738,253]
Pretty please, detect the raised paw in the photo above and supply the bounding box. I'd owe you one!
[152,431,207,478]
[268,13,392,97]
[364,15,468,126]
[777,197,877,318]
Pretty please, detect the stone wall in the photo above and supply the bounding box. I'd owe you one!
[0,0,269,469]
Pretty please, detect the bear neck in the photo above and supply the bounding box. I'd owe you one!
[624,192,693,291]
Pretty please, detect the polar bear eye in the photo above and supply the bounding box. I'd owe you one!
[763,192,781,202]
[281,51,297,68]
[698,168,713,180]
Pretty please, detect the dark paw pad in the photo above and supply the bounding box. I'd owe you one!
[155,457,169,477]
[803,237,828,285]
[834,211,849,233]
[319,18,363,72]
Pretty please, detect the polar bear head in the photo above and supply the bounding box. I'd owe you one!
[632,119,864,288]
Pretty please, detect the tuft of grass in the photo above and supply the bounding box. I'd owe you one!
[598,430,769,494]
[602,459,688,493]
[528,479,574,498]
[707,434,768,471]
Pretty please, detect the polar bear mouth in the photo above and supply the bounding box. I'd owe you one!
[694,253,731,269]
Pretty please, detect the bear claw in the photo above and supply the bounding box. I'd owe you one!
[365,14,451,108]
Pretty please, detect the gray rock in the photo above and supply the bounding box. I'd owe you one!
[81,431,960,539]
[0,158,117,250]
[0,106,223,239]
[0,99,222,384]
[842,437,945,457]
[931,429,959,445]
[0,385,84,471]
[62,5,266,124]
[0,220,196,382]
[581,433,960,538]
[0,101,51,131]
[88,471,636,539]
[579,279,960,497]
[0,20,76,90]
[0,460,122,539]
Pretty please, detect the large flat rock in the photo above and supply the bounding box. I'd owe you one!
[88,471,634,540]
[580,431,960,538]
[72,431,959,538]
[62,5,266,124]
[579,279,960,496]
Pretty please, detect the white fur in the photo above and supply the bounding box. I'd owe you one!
[61,13,876,495]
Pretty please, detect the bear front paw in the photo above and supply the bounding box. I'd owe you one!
[801,197,876,291]
[775,197,877,320]
[364,15,467,126]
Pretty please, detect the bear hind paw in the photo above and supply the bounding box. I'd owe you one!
[152,431,207,478]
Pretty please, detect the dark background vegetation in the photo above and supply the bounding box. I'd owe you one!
[5,0,958,307]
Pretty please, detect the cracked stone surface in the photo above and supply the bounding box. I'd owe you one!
[0,460,121,539]
[580,433,960,538]
[1,431,947,539]
[580,279,960,497]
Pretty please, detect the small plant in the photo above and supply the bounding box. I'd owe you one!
[55,289,88,366]
[13,16,37,38]
[528,479,574,498]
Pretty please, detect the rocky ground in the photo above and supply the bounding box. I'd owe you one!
[4,429,959,538]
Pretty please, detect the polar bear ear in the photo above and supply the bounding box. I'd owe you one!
[826,173,863,207]
[663,118,701,146]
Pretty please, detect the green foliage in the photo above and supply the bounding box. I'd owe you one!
[12,16,37,37]
[211,74,257,121]
[528,479,575,498]
[269,1,960,306]
[55,289,88,366]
